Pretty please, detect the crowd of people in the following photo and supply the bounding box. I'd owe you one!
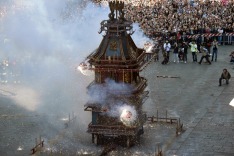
[93,0,233,43]
[123,0,233,40]
[156,38,222,65]
[93,0,234,64]
[92,0,233,86]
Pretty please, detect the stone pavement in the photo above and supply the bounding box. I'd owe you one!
[144,45,234,155]
[0,45,233,156]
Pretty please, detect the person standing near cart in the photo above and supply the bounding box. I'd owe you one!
[181,41,188,63]
[163,40,171,62]
[189,40,198,62]
[198,45,211,65]
[211,39,218,62]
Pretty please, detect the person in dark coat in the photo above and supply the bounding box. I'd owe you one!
[181,41,188,63]
[211,39,218,62]
[219,68,231,86]
[196,34,202,52]
[161,52,169,65]
[230,51,234,63]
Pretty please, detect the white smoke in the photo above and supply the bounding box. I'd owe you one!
[87,78,134,104]
[86,77,139,127]
[131,23,153,48]
[0,0,109,115]
[87,78,138,127]
[0,0,149,132]
[100,102,138,127]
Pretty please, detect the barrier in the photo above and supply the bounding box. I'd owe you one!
[30,136,44,155]
[152,32,234,41]
[64,112,76,128]
[187,33,234,39]
[155,144,163,156]
[147,110,184,136]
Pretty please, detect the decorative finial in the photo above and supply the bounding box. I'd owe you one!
[108,0,125,21]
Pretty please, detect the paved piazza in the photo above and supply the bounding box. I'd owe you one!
[0,45,234,155]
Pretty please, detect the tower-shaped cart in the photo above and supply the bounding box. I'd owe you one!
[84,1,150,147]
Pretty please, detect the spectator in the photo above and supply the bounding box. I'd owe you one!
[204,37,212,54]
[198,45,211,65]
[163,40,171,62]
[196,34,202,52]
[230,51,234,63]
[173,42,179,63]
[217,27,223,45]
[94,0,233,51]
[181,41,188,63]
[219,68,231,86]
[211,39,219,62]
[189,40,198,62]
[161,52,169,65]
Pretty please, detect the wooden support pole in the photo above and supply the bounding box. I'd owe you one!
[157,110,158,122]
[176,118,183,136]
[92,134,94,143]
[31,136,44,155]
[155,144,163,156]
[35,138,37,147]
[122,70,124,82]
[72,112,74,121]
[155,144,157,156]
[165,110,167,122]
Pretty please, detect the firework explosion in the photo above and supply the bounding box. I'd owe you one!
[119,105,137,127]
[77,60,93,76]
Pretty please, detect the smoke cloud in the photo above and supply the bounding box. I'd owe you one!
[87,78,138,127]
[0,0,151,129]
[131,23,153,47]
[0,0,109,115]
[87,78,134,104]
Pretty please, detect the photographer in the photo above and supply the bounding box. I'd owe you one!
[198,45,211,65]
[219,69,231,86]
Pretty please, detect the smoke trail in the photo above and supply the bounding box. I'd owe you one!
[131,23,153,48]
[0,0,150,128]
[87,78,134,104]
[87,78,138,127]
[0,0,109,115]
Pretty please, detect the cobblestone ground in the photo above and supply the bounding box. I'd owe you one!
[144,45,234,156]
[0,45,234,156]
